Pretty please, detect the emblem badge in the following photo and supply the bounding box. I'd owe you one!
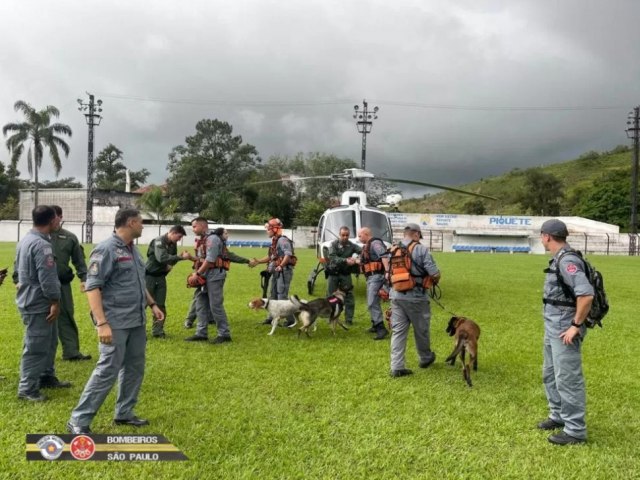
[37,435,65,460]
[70,435,96,461]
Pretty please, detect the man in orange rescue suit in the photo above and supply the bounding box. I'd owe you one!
[357,227,390,340]
[185,220,252,344]
[252,218,297,328]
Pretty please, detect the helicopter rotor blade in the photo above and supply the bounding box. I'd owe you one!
[247,175,333,186]
[383,178,497,200]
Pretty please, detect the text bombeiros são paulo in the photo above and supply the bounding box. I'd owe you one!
[106,436,159,444]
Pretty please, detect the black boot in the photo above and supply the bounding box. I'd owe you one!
[373,324,388,340]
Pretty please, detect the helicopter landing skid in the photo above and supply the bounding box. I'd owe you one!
[307,262,325,295]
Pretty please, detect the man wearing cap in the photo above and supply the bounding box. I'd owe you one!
[537,219,593,445]
[357,227,390,340]
[252,219,297,328]
[388,223,441,377]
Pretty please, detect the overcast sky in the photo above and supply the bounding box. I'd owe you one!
[1,0,639,198]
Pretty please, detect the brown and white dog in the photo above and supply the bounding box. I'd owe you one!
[248,298,304,336]
[445,316,481,387]
[290,287,350,337]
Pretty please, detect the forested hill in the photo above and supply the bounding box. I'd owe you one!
[397,146,634,230]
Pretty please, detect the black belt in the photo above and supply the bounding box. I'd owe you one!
[543,298,576,307]
[145,270,168,278]
[364,271,384,277]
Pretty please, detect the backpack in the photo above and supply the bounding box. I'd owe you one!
[553,250,609,328]
[389,241,433,293]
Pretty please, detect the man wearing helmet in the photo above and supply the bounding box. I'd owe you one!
[252,219,297,328]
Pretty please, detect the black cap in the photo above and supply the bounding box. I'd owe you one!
[540,219,568,238]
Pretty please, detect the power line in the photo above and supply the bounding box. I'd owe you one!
[95,93,627,112]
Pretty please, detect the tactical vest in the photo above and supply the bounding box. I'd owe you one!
[270,235,297,267]
[360,238,385,276]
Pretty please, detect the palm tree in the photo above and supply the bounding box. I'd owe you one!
[2,101,72,206]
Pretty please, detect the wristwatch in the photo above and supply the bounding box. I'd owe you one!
[570,321,582,328]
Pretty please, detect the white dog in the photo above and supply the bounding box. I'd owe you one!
[248,298,305,335]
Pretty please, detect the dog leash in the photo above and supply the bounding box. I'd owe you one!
[428,285,459,317]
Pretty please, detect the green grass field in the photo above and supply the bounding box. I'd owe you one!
[1,242,639,479]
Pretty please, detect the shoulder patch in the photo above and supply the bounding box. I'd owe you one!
[43,246,53,256]
[565,263,578,275]
[88,261,99,276]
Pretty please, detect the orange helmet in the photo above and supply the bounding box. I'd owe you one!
[266,218,283,233]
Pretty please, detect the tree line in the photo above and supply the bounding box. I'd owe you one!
[3,100,635,229]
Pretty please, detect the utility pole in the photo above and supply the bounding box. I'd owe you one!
[353,99,379,170]
[626,106,640,255]
[78,93,103,244]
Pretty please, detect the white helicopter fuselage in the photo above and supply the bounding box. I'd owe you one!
[315,190,393,261]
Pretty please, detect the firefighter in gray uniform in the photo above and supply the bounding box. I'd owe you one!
[145,225,191,338]
[537,219,593,445]
[253,218,297,327]
[15,206,68,401]
[50,205,91,361]
[357,227,390,340]
[186,220,251,343]
[326,226,361,324]
[388,223,441,377]
[67,209,164,434]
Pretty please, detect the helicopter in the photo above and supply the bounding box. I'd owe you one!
[251,167,496,294]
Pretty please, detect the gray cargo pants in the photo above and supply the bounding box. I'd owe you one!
[390,297,435,371]
[543,331,587,440]
[195,278,230,338]
[69,325,146,427]
[18,313,57,395]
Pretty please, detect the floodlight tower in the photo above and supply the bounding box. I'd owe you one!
[78,93,103,244]
[626,106,640,255]
[353,99,379,171]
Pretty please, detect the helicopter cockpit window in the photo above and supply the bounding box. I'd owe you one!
[321,210,356,242]
[361,210,392,243]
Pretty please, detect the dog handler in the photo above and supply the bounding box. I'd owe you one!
[388,223,440,377]
[252,218,297,327]
[538,219,593,445]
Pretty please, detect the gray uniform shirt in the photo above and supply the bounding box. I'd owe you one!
[267,236,294,273]
[389,240,440,301]
[543,245,594,334]
[85,234,147,329]
[14,230,61,314]
[204,232,227,281]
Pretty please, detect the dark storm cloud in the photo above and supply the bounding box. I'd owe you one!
[1,0,638,198]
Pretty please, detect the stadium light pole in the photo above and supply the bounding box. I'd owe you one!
[353,99,379,170]
[78,93,103,244]
[626,106,640,255]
